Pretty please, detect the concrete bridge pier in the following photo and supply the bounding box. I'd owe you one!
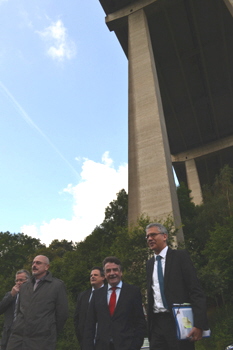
[185,159,202,206]
[128,9,183,242]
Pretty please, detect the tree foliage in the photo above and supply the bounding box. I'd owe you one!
[0,232,44,296]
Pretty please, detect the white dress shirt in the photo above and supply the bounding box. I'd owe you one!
[152,246,168,313]
[107,280,122,305]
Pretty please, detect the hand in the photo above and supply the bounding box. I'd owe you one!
[11,284,20,297]
[187,327,203,342]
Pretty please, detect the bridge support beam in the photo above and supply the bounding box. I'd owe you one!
[185,159,202,205]
[172,135,233,204]
[128,9,183,241]
[223,0,233,17]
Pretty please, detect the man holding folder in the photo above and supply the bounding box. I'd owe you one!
[146,223,208,350]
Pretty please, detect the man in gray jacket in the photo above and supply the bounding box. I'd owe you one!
[0,269,30,350]
[6,255,68,350]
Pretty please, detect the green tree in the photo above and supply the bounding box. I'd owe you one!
[103,188,128,228]
[54,189,129,301]
[201,217,233,305]
[177,166,233,272]
[0,232,44,295]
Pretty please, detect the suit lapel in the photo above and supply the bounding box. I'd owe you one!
[164,247,173,288]
[84,289,92,305]
[102,285,110,315]
[148,256,155,289]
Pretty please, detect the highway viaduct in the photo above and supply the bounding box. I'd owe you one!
[98,0,233,241]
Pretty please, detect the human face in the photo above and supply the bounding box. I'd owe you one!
[104,262,122,287]
[90,269,105,289]
[146,226,167,254]
[32,255,49,279]
[15,273,28,289]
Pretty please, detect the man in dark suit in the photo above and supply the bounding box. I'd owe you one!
[83,256,146,350]
[146,223,208,350]
[74,266,105,349]
[0,269,30,350]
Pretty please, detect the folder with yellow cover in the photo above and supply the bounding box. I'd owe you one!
[172,304,211,340]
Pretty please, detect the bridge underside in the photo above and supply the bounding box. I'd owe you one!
[97,0,233,236]
[100,0,233,188]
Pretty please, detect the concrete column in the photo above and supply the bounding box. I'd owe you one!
[185,159,203,205]
[223,0,233,17]
[128,9,183,242]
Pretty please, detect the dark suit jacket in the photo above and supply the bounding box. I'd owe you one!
[83,282,146,350]
[0,292,17,350]
[74,288,92,348]
[146,247,208,339]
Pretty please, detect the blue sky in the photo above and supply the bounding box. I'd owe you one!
[0,0,128,245]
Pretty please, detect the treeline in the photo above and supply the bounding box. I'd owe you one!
[1,165,233,349]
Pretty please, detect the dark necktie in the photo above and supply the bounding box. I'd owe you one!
[109,287,117,316]
[13,293,19,321]
[156,255,168,309]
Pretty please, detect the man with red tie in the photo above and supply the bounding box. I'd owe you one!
[83,256,146,350]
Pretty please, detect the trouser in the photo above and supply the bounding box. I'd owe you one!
[149,312,195,350]
[109,340,116,350]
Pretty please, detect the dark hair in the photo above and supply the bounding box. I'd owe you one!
[91,266,105,277]
[102,256,122,271]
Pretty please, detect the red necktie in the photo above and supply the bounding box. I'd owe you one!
[109,287,117,316]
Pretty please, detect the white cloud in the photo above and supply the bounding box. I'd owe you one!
[36,19,76,61]
[21,152,128,246]
[21,224,39,238]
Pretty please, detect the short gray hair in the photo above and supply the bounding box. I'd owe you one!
[16,269,30,280]
[145,223,168,235]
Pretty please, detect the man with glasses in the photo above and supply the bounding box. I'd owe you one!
[0,270,30,350]
[6,255,68,350]
[146,223,208,350]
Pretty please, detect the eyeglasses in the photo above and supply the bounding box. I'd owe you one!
[32,261,45,265]
[15,278,27,283]
[145,233,163,240]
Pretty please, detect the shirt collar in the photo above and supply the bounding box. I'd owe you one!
[92,284,104,291]
[154,245,168,260]
[108,280,122,290]
[33,271,48,283]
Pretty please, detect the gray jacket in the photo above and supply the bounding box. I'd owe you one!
[0,292,16,350]
[6,272,68,350]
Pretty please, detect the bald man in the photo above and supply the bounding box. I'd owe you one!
[7,255,68,350]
